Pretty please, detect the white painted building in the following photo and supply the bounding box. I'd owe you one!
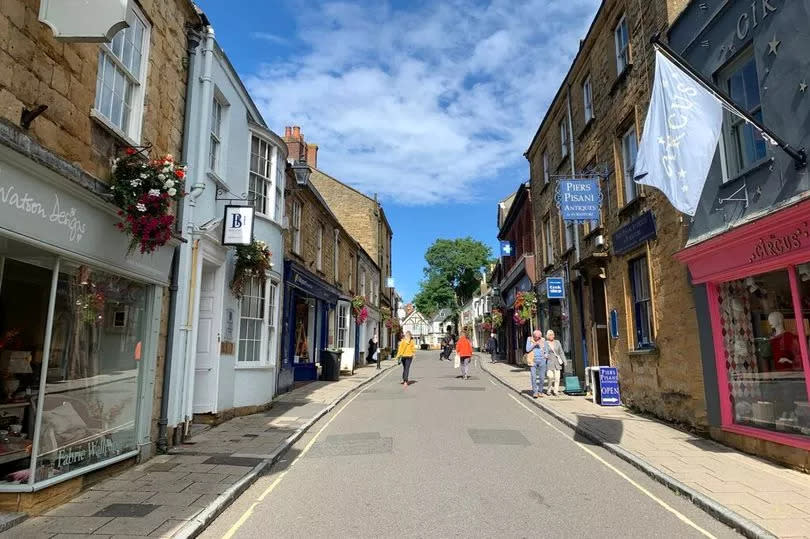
[401,310,430,346]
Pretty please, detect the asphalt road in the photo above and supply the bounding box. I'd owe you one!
[201,351,740,538]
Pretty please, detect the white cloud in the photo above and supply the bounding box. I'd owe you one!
[246,0,600,205]
[250,32,290,45]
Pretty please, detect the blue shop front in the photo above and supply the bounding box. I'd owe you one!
[279,261,340,390]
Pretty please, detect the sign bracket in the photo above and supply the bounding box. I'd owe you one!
[215,187,256,204]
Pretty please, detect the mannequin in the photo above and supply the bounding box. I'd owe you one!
[768,311,799,371]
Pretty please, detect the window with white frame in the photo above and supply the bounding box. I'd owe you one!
[348,253,354,293]
[583,76,594,123]
[275,162,284,221]
[542,151,550,184]
[93,6,149,141]
[267,281,279,365]
[565,220,575,251]
[629,256,653,349]
[621,126,638,204]
[292,199,302,254]
[249,136,276,216]
[543,215,553,266]
[614,15,630,74]
[334,230,340,282]
[337,304,348,348]
[361,269,367,298]
[209,97,224,173]
[559,118,569,158]
[316,224,324,271]
[719,49,766,179]
[238,277,266,363]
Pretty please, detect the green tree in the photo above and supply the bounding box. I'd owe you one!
[415,237,492,311]
[413,272,455,317]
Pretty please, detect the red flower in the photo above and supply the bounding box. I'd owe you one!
[125,147,137,155]
[174,169,185,179]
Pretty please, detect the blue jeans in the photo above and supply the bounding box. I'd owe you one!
[530,359,547,395]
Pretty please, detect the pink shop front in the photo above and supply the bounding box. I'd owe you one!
[678,199,810,453]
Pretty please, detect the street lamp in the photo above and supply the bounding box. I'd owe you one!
[292,160,311,185]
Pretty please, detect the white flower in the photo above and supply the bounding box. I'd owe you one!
[163,165,172,173]
[148,189,161,197]
[157,173,166,181]
[168,188,177,197]
[139,173,148,179]
[136,203,147,212]
[163,179,175,189]
[111,163,117,173]
[130,179,142,187]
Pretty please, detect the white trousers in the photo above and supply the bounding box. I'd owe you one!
[546,369,561,394]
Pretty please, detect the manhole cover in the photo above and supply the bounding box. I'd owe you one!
[93,504,160,518]
[202,455,263,466]
[468,429,530,446]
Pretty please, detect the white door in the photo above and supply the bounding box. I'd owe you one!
[193,265,220,413]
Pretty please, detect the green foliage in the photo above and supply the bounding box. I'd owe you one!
[413,273,455,317]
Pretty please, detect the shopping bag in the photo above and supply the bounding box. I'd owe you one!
[453,353,460,369]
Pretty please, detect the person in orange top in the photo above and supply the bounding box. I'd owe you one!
[456,331,474,380]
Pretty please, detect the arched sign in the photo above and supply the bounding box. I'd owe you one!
[39,0,129,43]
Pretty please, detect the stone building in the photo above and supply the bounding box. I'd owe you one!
[280,161,363,388]
[672,0,810,468]
[524,0,704,427]
[0,0,199,513]
[282,127,395,351]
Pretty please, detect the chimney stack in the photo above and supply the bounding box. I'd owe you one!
[283,125,318,167]
[292,126,301,139]
[306,144,318,169]
[284,126,292,138]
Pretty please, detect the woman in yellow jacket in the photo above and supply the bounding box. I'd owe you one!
[396,331,416,386]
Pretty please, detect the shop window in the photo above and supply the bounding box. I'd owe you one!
[238,276,265,363]
[629,256,653,348]
[718,269,809,436]
[718,49,766,180]
[36,262,146,482]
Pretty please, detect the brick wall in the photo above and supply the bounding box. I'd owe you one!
[526,0,706,428]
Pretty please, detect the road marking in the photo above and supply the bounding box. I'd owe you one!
[221,367,395,539]
[506,393,717,539]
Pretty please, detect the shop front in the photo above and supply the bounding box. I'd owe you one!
[502,272,534,364]
[678,199,810,450]
[281,262,340,384]
[0,145,170,492]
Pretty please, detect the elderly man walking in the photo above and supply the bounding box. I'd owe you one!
[525,329,547,398]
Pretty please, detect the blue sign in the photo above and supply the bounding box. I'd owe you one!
[609,309,619,339]
[612,211,657,255]
[546,277,565,299]
[500,241,513,257]
[557,179,602,222]
[599,367,621,406]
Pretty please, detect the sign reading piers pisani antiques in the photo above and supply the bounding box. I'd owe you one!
[556,179,602,222]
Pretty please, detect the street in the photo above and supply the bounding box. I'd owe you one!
[201,351,739,538]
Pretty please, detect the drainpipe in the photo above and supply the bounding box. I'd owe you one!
[157,25,204,454]
[565,84,580,262]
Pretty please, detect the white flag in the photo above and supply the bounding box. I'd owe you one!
[634,50,723,216]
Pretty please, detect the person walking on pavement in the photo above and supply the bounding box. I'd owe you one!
[485,333,498,363]
[544,330,566,396]
[456,331,474,380]
[396,331,416,386]
[368,331,378,364]
[526,329,547,398]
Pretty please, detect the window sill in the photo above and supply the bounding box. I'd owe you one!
[722,157,773,186]
[721,424,810,451]
[90,109,140,149]
[206,170,228,188]
[628,346,659,358]
[234,363,277,370]
[609,64,633,96]
[578,117,596,141]
[618,194,646,219]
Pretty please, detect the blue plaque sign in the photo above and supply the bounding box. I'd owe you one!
[499,241,513,257]
[599,367,621,406]
[556,179,602,222]
[546,277,565,299]
[612,211,657,255]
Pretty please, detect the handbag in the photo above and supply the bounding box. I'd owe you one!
[524,351,535,366]
[453,353,460,369]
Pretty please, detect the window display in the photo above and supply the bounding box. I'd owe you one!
[717,269,809,436]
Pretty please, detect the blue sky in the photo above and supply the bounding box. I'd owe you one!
[196,0,600,302]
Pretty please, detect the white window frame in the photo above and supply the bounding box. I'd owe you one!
[267,280,279,366]
[316,224,324,271]
[559,118,569,158]
[334,230,340,282]
[238,276,266,364]
[337,304,349,348]
[621,126,638,204]
[629,256,654,349]
[542,151,550,184]
[565,220,575,251]
[615,15,630,74]
[209,95,224,174]
[583,76,594,123]
[248,135,277,217]
[292,199,302,254]
[92,4,150,143]
[348,252,354,293]
[275,159,284,221]
[543,215,553,266]
[361,268,367,299]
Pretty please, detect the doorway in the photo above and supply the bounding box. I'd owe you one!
[590,277,610,367]
[193,263,222,413]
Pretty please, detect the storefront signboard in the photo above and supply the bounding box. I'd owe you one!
[612,211,657,255]
[557,179,602,222]
[0,151,173,284]
[546,277,565,299]
[598,367,621,406]
[222,205,254,246]
[39,0,128,42]
[286,262,340,305]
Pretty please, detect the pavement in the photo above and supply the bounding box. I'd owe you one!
[481,358,810,539]
[199,351,741,538]
[3,362,395,539]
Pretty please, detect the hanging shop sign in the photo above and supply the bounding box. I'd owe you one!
[222,205,255,246]
[556,178,602,222]
[546,277,565,299]
[598,367,621,406]
[387,276,395,288]
[612,211,657,255]
[39,0,129,42]
[500,240,513,257]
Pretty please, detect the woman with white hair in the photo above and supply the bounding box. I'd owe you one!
[544,330,566,396]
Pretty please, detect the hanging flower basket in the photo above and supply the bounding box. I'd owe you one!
[513,291,538,326]
[490,308,503,329]
[351,296,368,324]
[230,240,272,299]
[110,148,187,254]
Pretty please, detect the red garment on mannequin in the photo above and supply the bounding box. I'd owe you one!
[770,332,799,371]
